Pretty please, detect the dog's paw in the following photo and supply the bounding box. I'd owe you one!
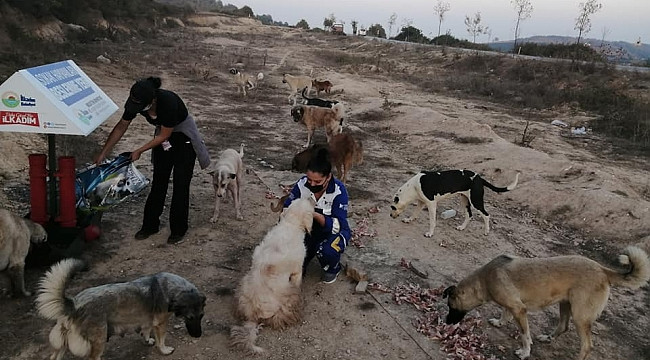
[236,214,244,221]
[402,217,414,224]
[488,318,503,328]
[455,225,467,231]
[514,347,531,359]
[210,216,219,224]
[424,232,433,238]
[145,337,155,346]
[158,345,175,355]
[536,334,553,343]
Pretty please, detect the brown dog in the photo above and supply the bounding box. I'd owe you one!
[312,79,333,95]
[291,133,363,184]
[291,104,344,148]
[443,246,650,360]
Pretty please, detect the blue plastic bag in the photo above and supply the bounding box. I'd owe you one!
[75,153,149,211]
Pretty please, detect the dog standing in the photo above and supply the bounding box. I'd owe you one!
[36,259,206,359]
[291,133,363,184]
[207,144,245,222]
[230,198,315,354]
[390,170,519,238]
[0,209,47,297]
[291,104,345,148]
[312,79,333,95]
[282,73,312,105]
[301,87,339,108]
[229,68,264,96]
[443,246,650,360]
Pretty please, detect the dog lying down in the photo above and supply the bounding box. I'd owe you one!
[390,169,519,238]
[230,197,315,354]
[444,246,650,360]
[36,259,206,359]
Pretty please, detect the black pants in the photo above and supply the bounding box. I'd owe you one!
[141,132,196,236]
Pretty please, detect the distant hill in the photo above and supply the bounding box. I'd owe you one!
[488,35,650,64]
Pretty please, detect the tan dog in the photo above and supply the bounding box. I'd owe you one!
[443,246,650,360]
[0,209,47,297]
[207,144,245,222]
[291,104,344,148]
[282,73,312,105]
[291,133,363,184]
[229,68,264,96]
[230,198,315,354]
[312,79,333,95]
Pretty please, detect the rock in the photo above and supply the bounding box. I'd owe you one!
[355,280,368,294]
[96,55,111,64]
[551,119,568,127]
[408,259,429,279]
[440,209,456,219]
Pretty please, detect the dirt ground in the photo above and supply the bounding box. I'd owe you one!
[1,14,649,360]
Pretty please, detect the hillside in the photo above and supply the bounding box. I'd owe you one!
[489,35,650,63]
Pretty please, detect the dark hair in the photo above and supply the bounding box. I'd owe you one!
[306,148,332,176]
[129,77,162,104]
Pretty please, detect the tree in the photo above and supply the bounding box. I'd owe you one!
[433,1,450,37]
[367,23,386,38]
[351,19,358,35]
[464,12,485,43]
[237,5,253,17]
[400,18,414,41]
[388,13,397,38]
[323,13,336,29]
[394,25,429,43]
[575,0,602,45]
[511,0,533,51]
[296,19,309,30]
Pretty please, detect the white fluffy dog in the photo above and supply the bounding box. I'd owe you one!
[230,197,315,354]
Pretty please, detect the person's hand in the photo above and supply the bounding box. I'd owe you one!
[130,150,142,162]
[93,153,105,165]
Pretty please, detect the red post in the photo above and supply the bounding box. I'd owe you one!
[28,154,49,224]
[56,156,77,227]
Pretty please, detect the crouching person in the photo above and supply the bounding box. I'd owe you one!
[284,148,350,284]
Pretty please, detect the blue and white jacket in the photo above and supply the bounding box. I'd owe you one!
[283,176,351,241]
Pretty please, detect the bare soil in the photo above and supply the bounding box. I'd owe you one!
[1,15,649,360]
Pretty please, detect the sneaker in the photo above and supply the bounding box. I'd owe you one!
[322,269,341,284]
[167,233,185,245]
[134,228,158,240]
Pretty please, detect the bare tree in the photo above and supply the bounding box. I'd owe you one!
[433,1,451,37]
[599,26,610,47]
[388,13,397,38]
[511,0,533,51]
[464,12,484,44]
[351,19,358,35]
[575,0,602,45]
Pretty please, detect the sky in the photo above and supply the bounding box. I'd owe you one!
[224,0,648,44]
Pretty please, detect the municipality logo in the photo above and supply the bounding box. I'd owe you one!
[2,92,19,108]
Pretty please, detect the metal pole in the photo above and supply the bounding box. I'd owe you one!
[48,134,58,220]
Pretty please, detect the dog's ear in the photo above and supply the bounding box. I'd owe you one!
[228,173,236,179]
[443,286,457,299]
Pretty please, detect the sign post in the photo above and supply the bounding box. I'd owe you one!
[0,60,118,221]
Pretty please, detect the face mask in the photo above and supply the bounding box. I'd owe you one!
[306,176,329,193]
[141,103,152,112]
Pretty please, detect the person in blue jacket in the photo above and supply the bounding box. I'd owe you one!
[283,148,351,284]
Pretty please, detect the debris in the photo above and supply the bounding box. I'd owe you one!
[571,126,587,135]
[350,217,376,248]
[368,205,380,213]
[440,209,456,219]
[355,280,368,294]
[551,119,568,127]
[96,55,111,64]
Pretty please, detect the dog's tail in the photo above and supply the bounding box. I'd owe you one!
[257,72,264,81]
[36,258,84,320]
[301,86,311,100]
[482,172,519,193]
[604,246,650,290]
[230,321,265,354]
[238,143,245,158]
[270,193,291,213]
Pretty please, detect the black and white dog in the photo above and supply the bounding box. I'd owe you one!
[390,170,519,238]
[301,87,339,108]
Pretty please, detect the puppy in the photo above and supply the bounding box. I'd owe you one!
[37,259,206,359]
[312,79,333,95]
[301,87,339,108]
[291,133,363,184]
[0,209,47,297]
[443,246,650,360]
[207,144,245,222]
[282,73,312,105]
[390,170,519,238]
[229,68,264,96]
[230,198,315,354]
[291,104,345,147]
